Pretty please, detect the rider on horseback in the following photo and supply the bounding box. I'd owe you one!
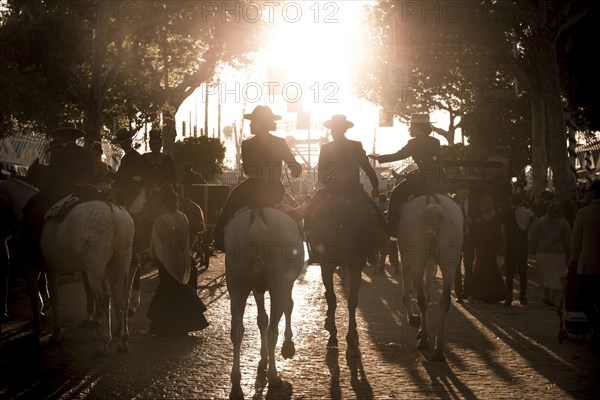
[369,113,445,237]
[111,128,149,208]
[304,115,385,254]
[22,123,98,262]
[212,105,302,251]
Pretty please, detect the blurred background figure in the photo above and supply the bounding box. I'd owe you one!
[531,202,571,309]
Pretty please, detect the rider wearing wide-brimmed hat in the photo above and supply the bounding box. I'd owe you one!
[44,123,95,189]
[303,115,384,247]
[212,105,302,251]
[22,123,98,263]
[142,128,177,188]
[111,127,150,207]
[369,113,445,236]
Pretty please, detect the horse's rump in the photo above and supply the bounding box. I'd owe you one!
[225,207,304,286]
[398,194,463,266]
[310,193,379,264]
[41,201,134,274]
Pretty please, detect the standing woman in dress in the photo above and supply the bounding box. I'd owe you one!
[147,184,209,336]
[531,202,571,308]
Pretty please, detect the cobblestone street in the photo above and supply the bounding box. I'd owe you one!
[1,254,598,399]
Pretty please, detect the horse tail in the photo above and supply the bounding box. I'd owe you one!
[108,203,135,265]
[423,196,443,245]
[249,208,269,274]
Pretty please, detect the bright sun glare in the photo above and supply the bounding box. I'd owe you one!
[256,1,370,117]
[177,1,414,168]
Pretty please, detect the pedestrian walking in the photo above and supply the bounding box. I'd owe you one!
[531,202,571,308]
[502,191,535,306]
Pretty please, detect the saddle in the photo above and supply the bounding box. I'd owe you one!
[44,194,80,221]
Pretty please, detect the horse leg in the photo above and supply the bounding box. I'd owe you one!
[253,290,269,371]
[433,261,455,361]
[345,261,362,359]
[281,291,296,359]
[229,289,250,400]
[86,273,111,357]
[401,261,420,326]
[39,272,51,314]
[414,274,430,350]
[80,271,98,326]
[46,272,62,343]
[266,289,285,387]
[109,264,130,353]
[128,256,141,316]
[26,267,42,339]
[320,262,338,348]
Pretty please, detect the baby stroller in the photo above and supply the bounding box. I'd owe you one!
[558,273,592,343]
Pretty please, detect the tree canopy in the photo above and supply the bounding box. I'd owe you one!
[0,0,263,142]
[358,0,598,202]
[173,136,226,182]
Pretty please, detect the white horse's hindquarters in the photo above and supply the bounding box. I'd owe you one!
[41,202,120,274]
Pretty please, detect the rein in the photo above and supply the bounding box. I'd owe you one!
[283,168,300,207]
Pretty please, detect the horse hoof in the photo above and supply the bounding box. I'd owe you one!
[229,385,244,400]
[281,340,296,359]
[327,337,338,348]
[268,374,282,388]
[408,315,421,327]
[417,339,430,350]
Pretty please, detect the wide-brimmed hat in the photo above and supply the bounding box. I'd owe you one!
[111,128,136,144]
[403,113,435,124]
[243,105,281,122]
[323,115,354,130]
[49,123,85,141]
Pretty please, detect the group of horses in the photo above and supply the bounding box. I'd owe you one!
[0,173,207,357]
[224,190,463,399]
[1,169,463,399]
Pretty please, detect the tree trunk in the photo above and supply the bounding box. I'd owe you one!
[540,40,576,203]
[83,99,104,146]
[531,96,548,203]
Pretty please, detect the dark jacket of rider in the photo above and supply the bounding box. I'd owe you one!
[305,115,384,245]
[318,137,379,194]
[212,106,301,251]
[377,135,442,180]
[46,142,94,190]
[371,114,444,236]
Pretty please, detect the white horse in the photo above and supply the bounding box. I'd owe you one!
[1,177,135,356]
[225,207,305,400]
[397,194,463,361]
